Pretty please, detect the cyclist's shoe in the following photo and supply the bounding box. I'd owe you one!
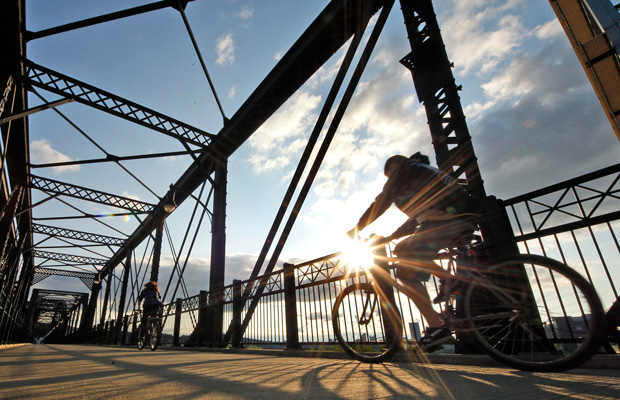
[419,326,455,353]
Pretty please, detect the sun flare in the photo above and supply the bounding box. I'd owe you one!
[341,238,376,269]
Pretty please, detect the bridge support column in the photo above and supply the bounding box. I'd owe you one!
[206,157,227,346]
[80,280,101,340]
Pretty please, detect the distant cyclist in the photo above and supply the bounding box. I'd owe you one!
[137,281,164,336]
[347,152,478,351]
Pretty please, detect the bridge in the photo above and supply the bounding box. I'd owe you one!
[1,0,620,387]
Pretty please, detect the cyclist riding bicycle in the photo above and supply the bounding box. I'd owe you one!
[347,152,479,352]
[137,280,164,337]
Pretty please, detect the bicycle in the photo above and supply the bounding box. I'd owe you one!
[331,234,606,372]
[136,308,163,351]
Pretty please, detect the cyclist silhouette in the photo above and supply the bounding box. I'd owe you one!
[137,281,164,336]
[347,152,478,351]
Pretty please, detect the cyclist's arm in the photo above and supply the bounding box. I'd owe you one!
[351,181,399,235]
[387,218,418,241]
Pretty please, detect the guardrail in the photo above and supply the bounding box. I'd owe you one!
[63,163,620,352]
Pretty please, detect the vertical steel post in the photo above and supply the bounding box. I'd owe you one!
[231,279,242,347]
[196,290,208,345]
[283,263,300,350]
[80,281,101,339]
[150,218,164,283]
[99,272,111,327]
[207,157,227,346]
[173,298,182,346]
[115,251,131,343]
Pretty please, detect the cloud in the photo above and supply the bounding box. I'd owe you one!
[30,139,80,173]
[470,33,620,198]
[247,90,321,173]
[215,33,235,65]
[238,6,254,20]
[439,0,524,76]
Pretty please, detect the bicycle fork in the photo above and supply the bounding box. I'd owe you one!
[359,289,379,325]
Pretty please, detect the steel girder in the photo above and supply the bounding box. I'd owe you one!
[32,268,97,290]
[33,250,107,267]
[25,60,214,149]
[29,175,155,213]
[399,0,485,198]
[32,224,125,246]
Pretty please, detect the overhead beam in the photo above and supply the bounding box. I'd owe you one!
[33,250,107,266]
[32,224,125,246]
[26,0,197,41]
[25,60,214,149]
[30,149,202,169]
[30,175,155,213]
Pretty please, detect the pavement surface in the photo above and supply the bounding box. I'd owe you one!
[1,344,619,399]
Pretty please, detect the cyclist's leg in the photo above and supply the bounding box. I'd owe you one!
[394,220,474,350]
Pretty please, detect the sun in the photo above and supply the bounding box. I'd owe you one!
[341,237,376,270]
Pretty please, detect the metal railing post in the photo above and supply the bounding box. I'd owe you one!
[284,263,300,350]
[232,280,243,347]
[173,298,182,346]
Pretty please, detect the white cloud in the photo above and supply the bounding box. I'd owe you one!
[247,90,321,173]
[535,19,564,40]
[238,6,254,20]
[228,85,236,99]
[439,0,524,76]
[215,33,235,65]
[30,139,80,174]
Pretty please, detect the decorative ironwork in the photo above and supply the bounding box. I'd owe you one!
[30,175,154,213]
[504,163,620,241]
[25,59,214,149]
[296,253,347,287]
[182,295,200,313]
[33,224,126,246]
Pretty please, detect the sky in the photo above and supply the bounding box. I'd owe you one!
[24,0,620,303]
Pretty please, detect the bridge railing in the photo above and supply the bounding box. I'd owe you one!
[65,163,620,350]
[502,163,620,314]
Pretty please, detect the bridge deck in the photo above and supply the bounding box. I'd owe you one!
[1,344,619,399]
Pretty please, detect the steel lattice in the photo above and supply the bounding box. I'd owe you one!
[33,224,125,246]
[30,175,154,213]
[25,59,214,149]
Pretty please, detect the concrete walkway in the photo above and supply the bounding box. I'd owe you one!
[1,344,619,399]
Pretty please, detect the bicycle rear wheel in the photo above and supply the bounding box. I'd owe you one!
[464,254,605,372]
[136,326,145,350]
[332,282,401,363]
[148,320,161,351]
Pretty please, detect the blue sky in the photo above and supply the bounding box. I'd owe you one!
[25,0,620,300]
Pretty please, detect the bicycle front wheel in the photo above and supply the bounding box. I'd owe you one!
[464,254,605,372]
[148,320,161,351]
[332,282,401,363]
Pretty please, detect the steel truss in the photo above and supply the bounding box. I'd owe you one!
[32,268,96,290]
[25,60,214,149]
[32,224,125,246]
[30,175,154,213]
